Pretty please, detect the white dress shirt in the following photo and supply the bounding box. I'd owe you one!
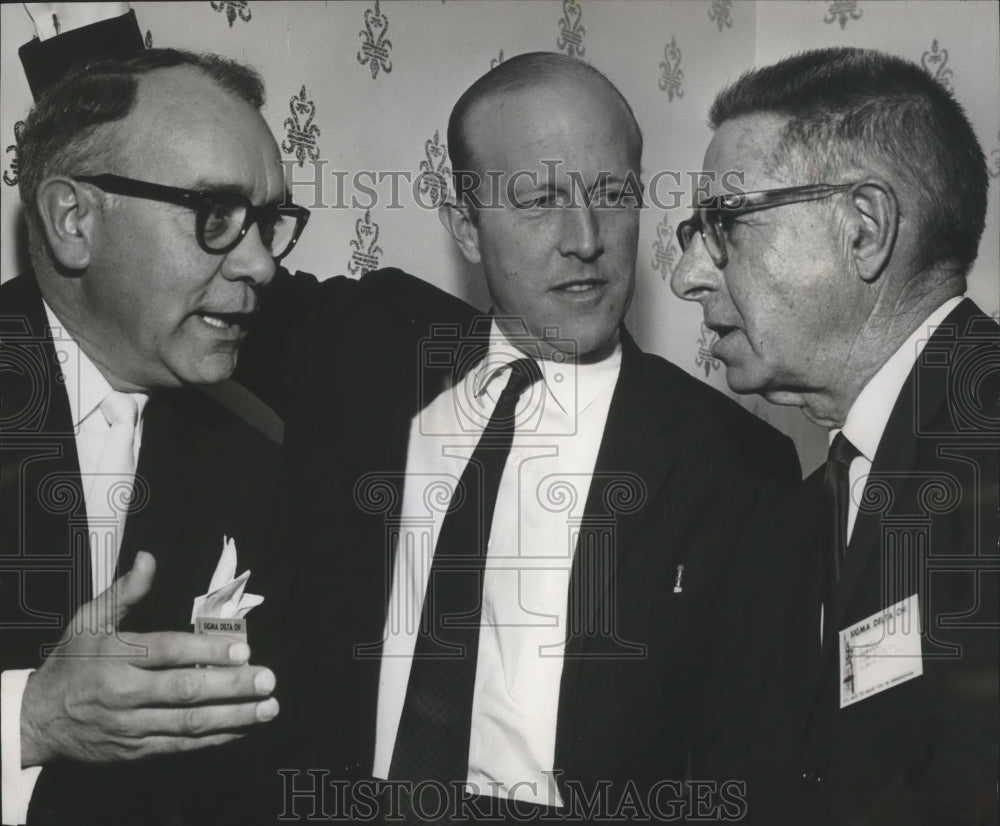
[373,322,622,807]
[1,302,147,824]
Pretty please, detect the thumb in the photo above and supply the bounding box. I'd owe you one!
[97,550,156,628]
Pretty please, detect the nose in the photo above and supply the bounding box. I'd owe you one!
[559,204,604,261]
[222,224,276,287]
[670,236,721,302]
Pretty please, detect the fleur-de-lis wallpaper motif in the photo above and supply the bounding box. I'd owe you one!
[921,39,953,91]
[348,210,384,276]
[282,86,321,167]
[695,323,722,377]
[491,50,505,70]
[658,36,685,102]
[358,0,393,80]
[989,130,1000,178]
[210,1,252,28]
[824,1,863,30]
[556,0,586,59]
[708,0,734,33]
[650,216,678,282]
[144,29,153,48]
[3,121,25,187]
[418,130,451,209]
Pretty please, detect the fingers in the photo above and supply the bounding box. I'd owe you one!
[96,697,280,741]
[144,732,247,755]
[119,664,276,707]
[125,631,252,668]
[113,550,156,622]
[99,732,247,761]
[87,551,156,631]
[20,654,277,765]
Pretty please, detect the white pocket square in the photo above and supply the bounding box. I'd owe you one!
[190,536,264,623]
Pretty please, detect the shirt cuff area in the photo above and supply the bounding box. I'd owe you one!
[1,670,43,825]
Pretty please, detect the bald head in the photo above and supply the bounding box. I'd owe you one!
[114,65,277,190]
[447,52,643,188]
[18,48,264,233]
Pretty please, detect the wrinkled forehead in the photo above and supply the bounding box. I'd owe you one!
[113,66,282,198]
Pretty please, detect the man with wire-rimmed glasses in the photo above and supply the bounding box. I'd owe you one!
[672,46,998,825]
[2,48,311,826]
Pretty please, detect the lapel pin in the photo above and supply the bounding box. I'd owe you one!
[673,564,685,594]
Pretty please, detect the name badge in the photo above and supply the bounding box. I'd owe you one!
[194,616,247,639]
[839,593,922,709]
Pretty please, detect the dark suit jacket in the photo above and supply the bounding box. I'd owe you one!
[18,23,804,821]
[1,273,293,826]
[18,9,144,100]
[247,267,801,823]
[709,299,999,825]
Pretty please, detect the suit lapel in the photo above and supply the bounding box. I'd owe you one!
[117,392,195,575]
[562,333,683,671]
[804,300,982,720]
[1,275,90,656]
[825,301,973,640]
[791,468,836,723]
[116,390,220,634]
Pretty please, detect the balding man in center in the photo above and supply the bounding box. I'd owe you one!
[277,52,800,824]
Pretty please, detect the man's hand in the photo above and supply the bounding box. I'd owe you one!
[19,552,279,767]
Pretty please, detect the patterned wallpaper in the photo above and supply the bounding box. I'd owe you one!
[2,0,998,473]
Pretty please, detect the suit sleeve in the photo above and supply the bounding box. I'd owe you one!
[19,8,144,101]
[235,267,474,420]
[234,267,359,419]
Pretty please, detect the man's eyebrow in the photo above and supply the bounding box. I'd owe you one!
[187,179,254,198]
[566,173,630,195]
[590,174,628,188]
[187,179,289,206]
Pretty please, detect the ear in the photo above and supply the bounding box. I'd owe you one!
[846,179,898,283]
[35,177,103,270]
[438,202,481,264]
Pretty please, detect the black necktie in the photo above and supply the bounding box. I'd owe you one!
[823,432,861,605]
[390,357,542,786]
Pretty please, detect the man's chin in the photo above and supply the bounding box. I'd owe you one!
[759,389,807,408]
[721,363,755,395]
[722,366,812,411]
[175,353,239,387]
[722,364,774,399]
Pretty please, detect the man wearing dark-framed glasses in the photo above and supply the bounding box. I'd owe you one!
[2,47,312,826]
[70,174,309,261]
[673,47,998,825]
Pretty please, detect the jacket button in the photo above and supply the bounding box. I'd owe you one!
[801,771,823,786]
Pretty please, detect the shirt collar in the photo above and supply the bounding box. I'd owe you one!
[472,320,622,416]
[836,296,963,459]
[43,300,149,428]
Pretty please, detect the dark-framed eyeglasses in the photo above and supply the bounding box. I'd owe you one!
[73,173,310,261]
[676,183,857,268]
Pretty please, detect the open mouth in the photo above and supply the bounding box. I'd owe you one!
[551,279,607,295]
[196,311,255,330]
